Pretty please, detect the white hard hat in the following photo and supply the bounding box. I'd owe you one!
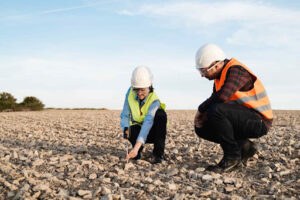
[131,66,153,88]
[195,44,226,69]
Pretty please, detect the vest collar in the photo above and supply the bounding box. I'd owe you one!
[216,59,230,80]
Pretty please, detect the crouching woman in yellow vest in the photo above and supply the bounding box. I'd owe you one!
[120,66,167,164]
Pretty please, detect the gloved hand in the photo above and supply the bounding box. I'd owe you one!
[123,127,129,139]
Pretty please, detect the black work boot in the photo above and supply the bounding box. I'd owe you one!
[238,139,258,166]
[151,154,164,164]
[206,157,242,173]
[205,157,225,172]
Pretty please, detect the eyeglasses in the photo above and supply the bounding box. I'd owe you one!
[133,88,148,93]
[197,61,221,76]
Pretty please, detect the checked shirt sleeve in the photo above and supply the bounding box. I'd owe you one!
[198,66,253,112]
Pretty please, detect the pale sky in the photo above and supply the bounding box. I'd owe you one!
[1,0,299,110]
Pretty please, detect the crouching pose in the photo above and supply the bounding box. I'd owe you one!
[194,44,273,173]
[120,66,167,164]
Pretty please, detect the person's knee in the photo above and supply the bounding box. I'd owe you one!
[195,125,221,143]
[129,125,140,139]
[154,109,167,122]
[194,126,207,139]
[194,126,203,138]
[207,103,227,120]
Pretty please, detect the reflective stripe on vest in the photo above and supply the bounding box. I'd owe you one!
[215,58,273,119]
[127,88,166,125]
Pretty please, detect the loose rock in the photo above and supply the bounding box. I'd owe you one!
[0,110,298,199]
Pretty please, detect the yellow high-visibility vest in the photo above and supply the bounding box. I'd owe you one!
[128,88,166,125]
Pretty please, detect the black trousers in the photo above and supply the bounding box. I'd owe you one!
[128,109,167,158]
[195,103,268,159]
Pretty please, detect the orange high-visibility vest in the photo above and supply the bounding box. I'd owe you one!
[215,58,273,119]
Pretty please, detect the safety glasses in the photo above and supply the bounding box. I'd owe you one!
[133,88,148,93]
[197,61,221,76]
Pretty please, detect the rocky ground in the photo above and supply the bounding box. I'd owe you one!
[0,110,299,199]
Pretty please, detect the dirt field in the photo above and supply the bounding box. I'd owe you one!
[0,110,299,199]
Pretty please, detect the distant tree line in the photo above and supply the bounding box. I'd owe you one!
[0,92,44,112]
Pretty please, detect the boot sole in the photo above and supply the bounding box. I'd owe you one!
[224,162,243,172]
[242,146,257,166]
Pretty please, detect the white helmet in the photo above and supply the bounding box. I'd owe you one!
[131,66,153,88]
[195,44,226,69]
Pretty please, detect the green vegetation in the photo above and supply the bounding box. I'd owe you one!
[45,108,108,110]
[0,92,17,111]
[19,96,45,111]
[0,92,44,112]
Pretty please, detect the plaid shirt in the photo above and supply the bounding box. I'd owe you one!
[198,60,273,129]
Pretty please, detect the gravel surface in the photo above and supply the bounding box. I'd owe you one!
[0,110,299,199]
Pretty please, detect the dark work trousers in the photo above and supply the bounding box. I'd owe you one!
[128,109,167,158]
[195,103,268,159]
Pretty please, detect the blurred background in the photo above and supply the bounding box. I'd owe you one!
[0,0,299,110]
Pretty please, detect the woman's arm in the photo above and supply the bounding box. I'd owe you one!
[120,87,131,133]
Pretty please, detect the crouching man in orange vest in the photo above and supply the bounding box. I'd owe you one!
[194,44,273,173]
